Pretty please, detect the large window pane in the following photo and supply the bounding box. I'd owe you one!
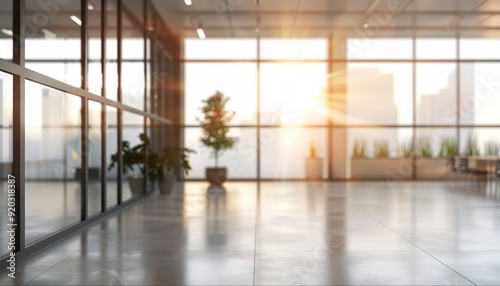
[260,128,328,179]
[88,101,102,217]
[260,63,327,126]
[347,63,413,125]
[417,63,457,125]
[260,128,327,179]
[185,127,257,179]
[25,81,81,244]
[260,39,327,60]
[122,111,144,202]
[88,0,102,96]
[185,63,257,125]
[416,38,456,59]
[0,0,13,60]
[106,0,118,101]
[25,0,81,85]
[0,72,13,256]
[460,63,500,126]
[121,13,144,110]
[460,38,500,60]
[185,39,257,60]
[106,106,118,209]
[346,38,412,60]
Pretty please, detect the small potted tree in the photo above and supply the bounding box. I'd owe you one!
[305,141,323,180]
[197,91,237,186]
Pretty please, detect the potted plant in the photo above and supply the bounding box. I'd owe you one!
[108,133,156,196]
[416,136,451,179]
[350,139,402,179]
[458,133,480,171]
[305,141,323,180]
[485,141,499,157]
[398,139,413,159]
[438,137,458,170]
[416,136,433,158]
[373,140,390,158]
[197,91,237,186]
[157,147,195,195]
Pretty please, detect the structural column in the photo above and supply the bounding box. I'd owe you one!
[330,33,348,180]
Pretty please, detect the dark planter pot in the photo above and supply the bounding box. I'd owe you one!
[159,173,176,195]
[206,167,227,186]
[447,156,456,170]
[127,176,146,196]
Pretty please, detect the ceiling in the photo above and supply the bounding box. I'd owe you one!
[150,0,500,38]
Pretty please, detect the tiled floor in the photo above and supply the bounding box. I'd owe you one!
[1,181,500,285]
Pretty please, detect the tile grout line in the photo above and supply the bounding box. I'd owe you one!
[21,250,79,286]
[352,204,477,286]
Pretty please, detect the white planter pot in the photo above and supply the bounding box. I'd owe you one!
[305,158,323,180]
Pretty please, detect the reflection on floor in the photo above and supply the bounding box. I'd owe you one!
[0,180,127,251]
[1,182,500,285]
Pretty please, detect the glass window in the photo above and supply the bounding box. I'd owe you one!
[0,0,13,60]
[260,128,327,179]
[184,127,257,179]
[184,63,257,125]
[106,106,118,209]
[25,80,81,244]
[25,0,81,85]
[0,72,13,255]
[346,38,412,60]
[88,100,102,217]
[260,39,327,60]
[106,0,118,101]
[460,63,500,126]
[416,63,457,125]
[347,63,413,125]
[121,13,144,110]
[185,39,257,60]
[88,0,102,96]
[122,111,144,202]
[460,38,500,60]
[260,63,327,126]
[416,38,456,59]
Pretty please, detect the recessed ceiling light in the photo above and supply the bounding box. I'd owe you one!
[363,23,369,29]
[70,15,82,26]
[184,0,192,5]
[88,2,94,10]
[1,29,13,37]
[197,28,206,39]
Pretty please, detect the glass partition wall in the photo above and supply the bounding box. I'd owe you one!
[183,32,500,180]
[0,0,180,264]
